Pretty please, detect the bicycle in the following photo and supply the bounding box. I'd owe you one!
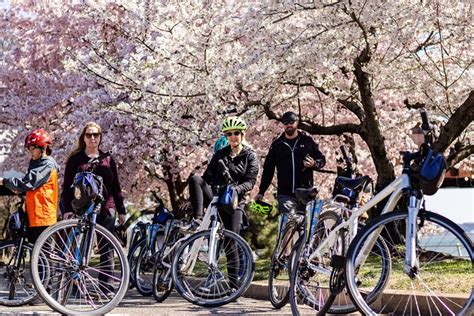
[289,145,390,315]
[30,151,130,315]
[0,189,48,306]
[344,110,473,315]
[128,192,165,294]
[267,187,321,309]
[170,160,255,307]
[151,206,191,302]
[133,192,189,297]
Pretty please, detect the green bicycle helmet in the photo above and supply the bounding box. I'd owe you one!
[250,200,273,215]
[221,116,247,132]
[213,135,229,153]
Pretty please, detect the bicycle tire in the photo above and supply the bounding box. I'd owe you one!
[0,240,42,306]
[152,264,173,302]
[152,226,182,303]
[31,219,130,315]
[128,238,146,289]
[268,219,303,309]
[171,228,254,307]
[290,210,391,315]
[345,210,474,316]
[289,210,339,315]
[135,242,157,296]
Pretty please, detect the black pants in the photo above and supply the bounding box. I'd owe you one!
[96,213,115,293]
[27,226,49,244]
[189,175,212,219]
[219,204,244,288]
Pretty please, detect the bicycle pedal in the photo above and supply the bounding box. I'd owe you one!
[330,255,346,269]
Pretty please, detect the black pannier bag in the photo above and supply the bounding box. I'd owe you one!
[418,149,447,195]
[71,172,104,212]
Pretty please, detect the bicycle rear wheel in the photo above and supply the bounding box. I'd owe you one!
[268,219,302,309]
[171,228,254,307]
[0,240,46,306]
[31,219,129,315]
[346,210,474,316]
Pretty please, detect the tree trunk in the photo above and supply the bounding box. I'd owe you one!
[353,50,396,191]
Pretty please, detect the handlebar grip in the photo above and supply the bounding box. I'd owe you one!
[420,109,430,131]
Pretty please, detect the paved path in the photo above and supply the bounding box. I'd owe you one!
[0,290,322,315]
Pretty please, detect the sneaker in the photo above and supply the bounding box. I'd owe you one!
[198,271,225,293]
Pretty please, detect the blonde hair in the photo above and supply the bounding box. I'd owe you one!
[68,122,103,158]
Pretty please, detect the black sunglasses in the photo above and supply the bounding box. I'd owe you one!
[85,132,101,139]
[225,131,242,137]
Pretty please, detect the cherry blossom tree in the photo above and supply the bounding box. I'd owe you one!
[1,0,472,210]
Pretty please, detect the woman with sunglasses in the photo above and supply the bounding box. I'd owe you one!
[188,116,258,290]
[61,122,126,296]
[190,117,259,230]
[0,129,60,243]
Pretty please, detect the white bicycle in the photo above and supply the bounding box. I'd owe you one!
[169,161,255,307]
[291,110,473,315]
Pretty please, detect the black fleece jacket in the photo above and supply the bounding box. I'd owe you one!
[203,145,259,199]
[258,131,326,197]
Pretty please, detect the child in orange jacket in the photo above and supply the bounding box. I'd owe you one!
[0,129,60,243]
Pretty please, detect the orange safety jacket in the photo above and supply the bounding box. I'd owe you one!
[4,156,60,227]
[25,168,58,227]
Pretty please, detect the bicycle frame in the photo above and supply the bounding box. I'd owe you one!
[178,194,221,273]
[308,174,411,270]
[155,193,220,276]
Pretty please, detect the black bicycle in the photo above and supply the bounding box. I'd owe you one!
[0,188,48,306]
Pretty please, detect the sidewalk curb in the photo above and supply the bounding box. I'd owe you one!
[243,282,270,301]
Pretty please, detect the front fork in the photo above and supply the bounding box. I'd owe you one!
[208,214,221,268]
[404,193,421,276]
[81,212,97,267]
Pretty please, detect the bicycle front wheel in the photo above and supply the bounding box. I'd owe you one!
[171,228,254,307]
[346,210,474,316]
[268,219,302,309]
[31,219,129,315]
[0,240,45,306]
[153,264,173,302]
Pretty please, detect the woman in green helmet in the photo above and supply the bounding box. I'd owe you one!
[188,116,259,288]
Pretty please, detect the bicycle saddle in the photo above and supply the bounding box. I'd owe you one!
[334,175,371,192]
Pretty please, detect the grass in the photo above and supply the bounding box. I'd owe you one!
[253,255,472,295]
[356,255,472,295]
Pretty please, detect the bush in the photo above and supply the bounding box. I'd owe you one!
[243,201,279,259]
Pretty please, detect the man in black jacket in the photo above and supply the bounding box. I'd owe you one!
[255,111,325,215]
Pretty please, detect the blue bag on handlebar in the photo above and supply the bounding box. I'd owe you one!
[153,206,174,225]
[219,185,238,214]
[419,149,447,196]
[71,172,104,212]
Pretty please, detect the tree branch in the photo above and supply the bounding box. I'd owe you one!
[299,121,361,135]
[447,144,474,168]
[433,90,474,153]
[262,102,361,135]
